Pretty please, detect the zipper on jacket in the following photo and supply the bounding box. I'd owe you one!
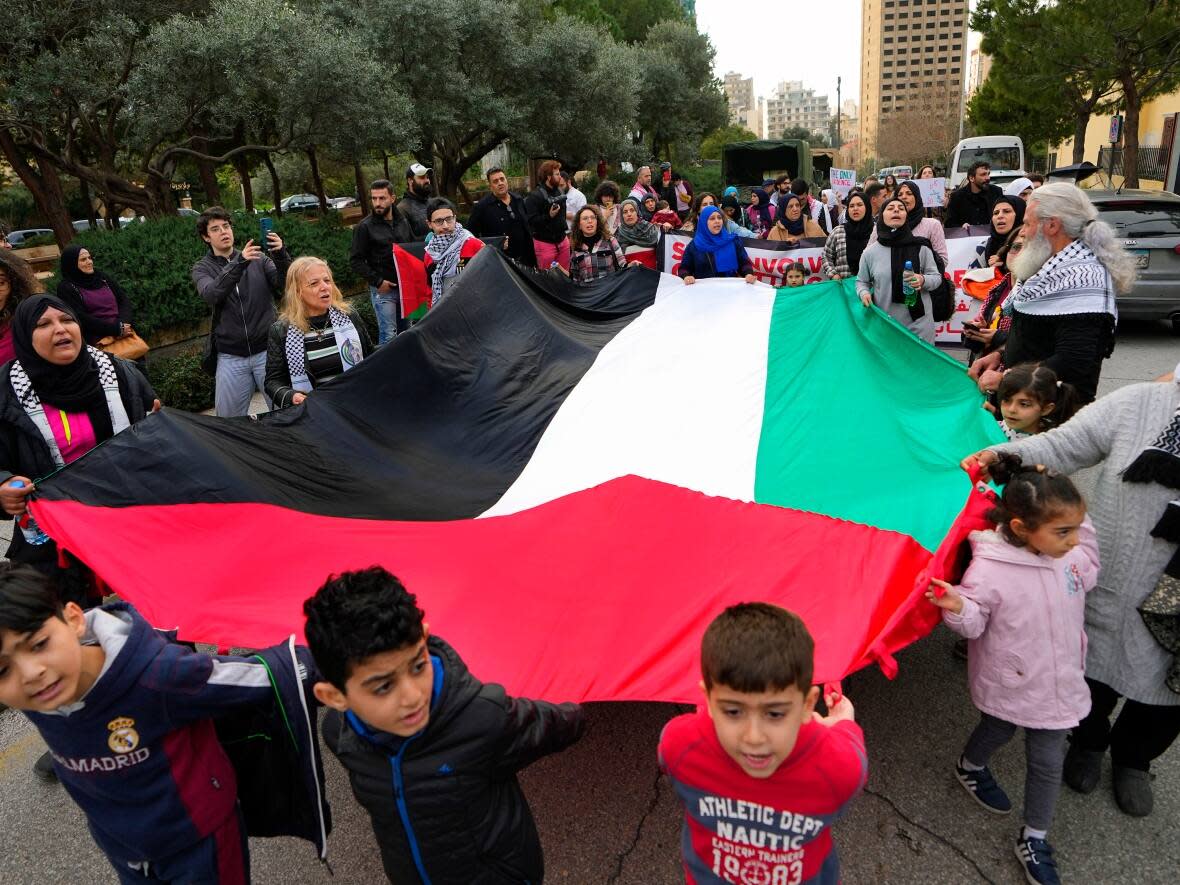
[288,638,329,861]
[390,734,431,885]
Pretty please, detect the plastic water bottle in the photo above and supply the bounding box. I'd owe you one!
[9,480,49,546]
[902,260,917,307]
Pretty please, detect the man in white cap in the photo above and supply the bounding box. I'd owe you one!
[398,163,434,238]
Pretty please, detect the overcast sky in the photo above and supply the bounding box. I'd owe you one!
[695,0,980,114]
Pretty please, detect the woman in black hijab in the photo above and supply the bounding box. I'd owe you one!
[855,196,942,342]
[0,295,157,568]
[984,195,1026,265]
[821,191,874,278]
[56,244,135,345]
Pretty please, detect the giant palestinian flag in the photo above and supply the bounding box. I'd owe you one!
[29,250,1003,703]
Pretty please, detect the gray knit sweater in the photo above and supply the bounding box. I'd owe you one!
[992,379,1180,706]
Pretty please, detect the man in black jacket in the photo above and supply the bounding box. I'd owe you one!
[192,207,292,417]
[945,161,1003,228]
[524,159,570,270]
[398,163,434,238]
[306,567,585,885]
[466,167,536,267]
[350,179,414,344]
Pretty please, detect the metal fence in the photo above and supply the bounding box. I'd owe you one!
[1096,145,1170,182]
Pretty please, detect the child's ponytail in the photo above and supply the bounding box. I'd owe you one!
[987,453,1084,546]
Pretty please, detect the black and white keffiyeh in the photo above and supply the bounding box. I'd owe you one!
[1007,239,1117,319]
[284,307,364,393]
[425,222,474,305]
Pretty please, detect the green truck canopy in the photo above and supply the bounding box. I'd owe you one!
[722,140,812,187]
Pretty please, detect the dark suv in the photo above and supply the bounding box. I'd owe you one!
[1086,190,1180,329]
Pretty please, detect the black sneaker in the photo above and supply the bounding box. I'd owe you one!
[1063,743,1103,794]
[33,750,58,783]
[955,758,1012,814]
[1015,833,1060,885]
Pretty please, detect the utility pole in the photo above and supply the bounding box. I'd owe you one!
[836,76,842,148]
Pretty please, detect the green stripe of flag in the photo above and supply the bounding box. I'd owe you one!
[753,280,1005,552]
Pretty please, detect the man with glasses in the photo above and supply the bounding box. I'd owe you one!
[350,178,413,345]
[466,167,535,267]
[192,207,292,417]
[423,198,484,305]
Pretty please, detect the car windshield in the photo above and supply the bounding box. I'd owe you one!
[1098,204,1180,237]
[958,147,1020,172]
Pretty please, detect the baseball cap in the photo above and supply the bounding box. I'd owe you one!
[407,163,432,177]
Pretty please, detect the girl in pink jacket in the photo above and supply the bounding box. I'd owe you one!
[927,454,1099,885]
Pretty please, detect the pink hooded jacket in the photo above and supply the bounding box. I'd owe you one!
[942,519,1100,730]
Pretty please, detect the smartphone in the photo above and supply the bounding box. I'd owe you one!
[260,216,274,249]
[962,321,981,332]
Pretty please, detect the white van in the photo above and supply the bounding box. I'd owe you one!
[949,136,1025,188]
[875,165,914,182]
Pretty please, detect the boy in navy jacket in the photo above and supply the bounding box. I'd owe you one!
[305,566,586,884]
[0,562,325,883]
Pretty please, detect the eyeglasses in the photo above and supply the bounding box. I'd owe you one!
[430,215,456,226]
[206,224,232,234]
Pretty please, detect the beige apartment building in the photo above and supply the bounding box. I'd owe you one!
[860,0,969,161]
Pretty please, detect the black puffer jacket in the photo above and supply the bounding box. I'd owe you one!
[321,636,585,884]
[191,247,293,357]
[0,355,156,569]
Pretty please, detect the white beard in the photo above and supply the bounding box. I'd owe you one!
[1010,229,1053,282]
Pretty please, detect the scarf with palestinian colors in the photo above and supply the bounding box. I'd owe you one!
[1125,363,1180,692]
[284,306,364,393]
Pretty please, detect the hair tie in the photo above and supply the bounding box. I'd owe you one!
[1084,219,1094,227]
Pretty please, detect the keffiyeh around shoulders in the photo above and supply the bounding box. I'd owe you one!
[1008,239,1117,319]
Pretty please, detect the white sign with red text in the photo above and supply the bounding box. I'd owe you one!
[659,231,989,344]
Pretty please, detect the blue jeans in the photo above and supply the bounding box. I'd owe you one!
[215,351,267,417]
[370,286,400,345]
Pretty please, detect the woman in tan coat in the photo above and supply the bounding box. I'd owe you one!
[767,194,824,243]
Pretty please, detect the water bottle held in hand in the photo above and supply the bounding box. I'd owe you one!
[9,480,49,545]
[902,259,917,307]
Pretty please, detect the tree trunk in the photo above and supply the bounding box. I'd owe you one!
[307,147,328,214]
[263,152,283,217]
[353,157,370,215]
[0,130,74,246]
[383,153,390,181]
[79,177,99,230]
[1071,111,1089,165]
[1120,75,1140,188]
[233,155,254,213]
[196,158,221,206]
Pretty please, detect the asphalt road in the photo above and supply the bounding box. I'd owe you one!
[1,319,1177,884]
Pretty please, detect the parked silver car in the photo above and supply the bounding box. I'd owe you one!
[1086,190,1180,330]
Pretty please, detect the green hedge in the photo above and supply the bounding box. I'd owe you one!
[71,211,359,340]
[146,347,216,413]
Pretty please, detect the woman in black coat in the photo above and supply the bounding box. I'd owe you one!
[55,244,135,345]
[0,295,157,580]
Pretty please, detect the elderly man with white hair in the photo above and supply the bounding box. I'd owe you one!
[969,182,1137,403]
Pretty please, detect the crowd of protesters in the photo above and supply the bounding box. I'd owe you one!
[0,140,1167,885]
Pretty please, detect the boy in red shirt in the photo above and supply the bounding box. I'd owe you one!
[659,603,866,885]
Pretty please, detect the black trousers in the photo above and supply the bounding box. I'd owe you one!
[1073,678,1180,771]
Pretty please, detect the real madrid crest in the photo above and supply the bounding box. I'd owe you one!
[107,716,139,754]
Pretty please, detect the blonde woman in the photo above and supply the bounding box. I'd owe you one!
[264,256,373,408]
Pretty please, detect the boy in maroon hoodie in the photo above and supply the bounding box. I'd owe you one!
[659,603,866,885]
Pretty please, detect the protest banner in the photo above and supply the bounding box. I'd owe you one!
[660,226,991,345]
[914,177,948,209]
[830,168,856,196]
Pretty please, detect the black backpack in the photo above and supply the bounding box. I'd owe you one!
[915,236,955,322]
